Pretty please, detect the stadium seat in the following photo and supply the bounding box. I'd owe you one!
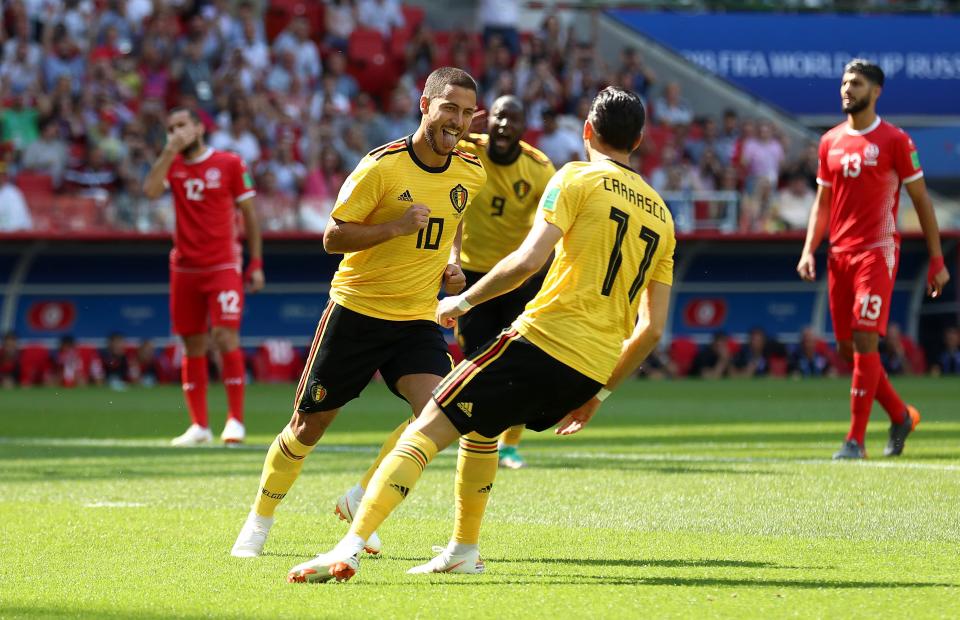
[18,345,51,386]
[253,339,303,383]
[669,337,699,377]
[348,28,386,65]
[901,335,927,375]
[401,4,425,30]
[14,171,55,196]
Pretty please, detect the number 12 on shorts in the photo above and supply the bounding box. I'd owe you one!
[859,294,882,321]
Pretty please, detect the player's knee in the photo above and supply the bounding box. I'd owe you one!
[212,327,239,351]
[837,340,854,363]
[852,331,879,354]
[289,409,336,444]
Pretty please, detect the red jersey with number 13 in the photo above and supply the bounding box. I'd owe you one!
[816,117,923,254]
[166,147,256,271]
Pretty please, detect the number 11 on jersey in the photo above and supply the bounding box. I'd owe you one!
[601,207,660,302]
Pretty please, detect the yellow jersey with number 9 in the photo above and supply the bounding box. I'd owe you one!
[512,159,676,383]
[456,135,556,273]
[329,136,487,321]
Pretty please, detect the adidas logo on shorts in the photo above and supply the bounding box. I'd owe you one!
[398,189,413,202]
[457,402,473,417]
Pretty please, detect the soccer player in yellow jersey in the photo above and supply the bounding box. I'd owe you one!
[288,86,676,583]
[231,67,486,558]
[456,95,556,469]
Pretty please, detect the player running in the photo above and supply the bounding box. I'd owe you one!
[230,67,486,558]
[796,59,950,460]
[287,86,675,583]
[456,95,557,469]
[143,108,264,447]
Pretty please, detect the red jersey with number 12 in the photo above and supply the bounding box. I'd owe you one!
[166,147,256,271]
[816,117,923,253]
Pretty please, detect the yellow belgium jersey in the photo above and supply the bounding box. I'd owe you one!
[513,159,676,383]
[457,135,556,273]
[329,136,487,321]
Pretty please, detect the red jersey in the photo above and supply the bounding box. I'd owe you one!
[166,147,256,271]
[816,117,923,253]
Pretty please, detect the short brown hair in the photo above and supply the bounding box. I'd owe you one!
[422,66,478,100]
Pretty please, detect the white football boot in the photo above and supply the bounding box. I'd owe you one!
[220,418,246,445]
[287,537,364,583]
[334,484,382,555]
[231,511,274,558]
[407,544,485,574]
[170,424,213,447]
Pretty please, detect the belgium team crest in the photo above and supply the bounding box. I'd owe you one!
[450,184,468,213]
[513,179,531,199]
[311,383,327,403]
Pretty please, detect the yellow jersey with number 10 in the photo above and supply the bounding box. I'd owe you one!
[512,159,676,384]
[457,135,556,273]
[329,136,487,322]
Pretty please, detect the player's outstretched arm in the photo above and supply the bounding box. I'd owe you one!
[322,204,429,254]
[797,184,831,281]
[555,281,671,436]
[905,178,951,297]
[437,217,562,326]
[238,198,265,293]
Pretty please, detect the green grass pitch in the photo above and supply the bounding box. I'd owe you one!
[1,377,958,618]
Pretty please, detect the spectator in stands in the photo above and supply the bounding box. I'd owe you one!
[692,332,734,379]
[1,39,42,94]
[653,82,693,127]
[715,108,740,164]
[695,148,724,190]
[931,326,960,376]
[323,0,358,51]
[139,38,171,101]
[63,146,119,197]
[783,141,819,189]
[0,163,33,231]
[366,87,418,148]
[739,177,775,232]
[235,13,270,74]
[129,338,165,387]
[479,0,520,56]
[210,114,261,165]
[405,22,438,83]
[740,121,784,189]
[21,118,68,187]
[102,332,131,390]
[324,52,359,101]
[537,108,582,167]
[0,331,20,389]
[771,173,815,231]
[268,139,307,197]
[300,146,346,232]
[255,169,298,231]
[880,324,912,376]
[43,26,86,93]
[619,46,656,98]
[1,93,39,150]
[565,43,606,111]
[335,122,370,171]
[789,328,833,378]
[309,72,352,122]
[175,38,216,112]
[47,335,92,388]
[733,327,777,377]
[638,344,676,380]
[273,17,322,84]
[357,0,405,37]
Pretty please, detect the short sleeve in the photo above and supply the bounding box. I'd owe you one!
[815,137,831,187]
[894,131,924,184]
[232,157,256,202]
[331,156,383,223]
[649,229,676,286]
[537,169,581,233]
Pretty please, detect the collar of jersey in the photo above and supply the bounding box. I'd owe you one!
[183,146,215,165]
[406,135,451,173]
[844,116,881,137]
[603,158,638,174]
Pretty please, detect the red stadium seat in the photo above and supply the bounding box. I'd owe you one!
[669,337,698,377]
[348,28,386,65]
[901,335,927,375]
[18,345,51,386]
[14,171,55,196]
[401,4,425,30]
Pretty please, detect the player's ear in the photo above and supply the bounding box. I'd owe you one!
[419,95,430,115]
[582,120,593,141]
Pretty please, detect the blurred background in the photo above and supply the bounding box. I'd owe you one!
[0,0,957,390]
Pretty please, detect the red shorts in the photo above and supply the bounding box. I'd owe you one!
[170,267,244,336]
[828,246,899,342]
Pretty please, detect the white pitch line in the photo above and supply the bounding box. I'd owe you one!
[2,437,959,472]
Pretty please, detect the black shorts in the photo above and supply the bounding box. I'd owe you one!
[294,301,454,413]
[433,328,602,438]
[455,269,545,355]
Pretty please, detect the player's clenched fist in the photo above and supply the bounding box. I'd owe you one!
[442,263,466,295]
[394,204,431,236]
[796,252,816,281]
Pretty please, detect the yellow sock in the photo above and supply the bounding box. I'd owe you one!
[500,424,525,447]
[453,432,500,545]
[350,430,438,540]
[359,416,413,490]
[252,425,316,518]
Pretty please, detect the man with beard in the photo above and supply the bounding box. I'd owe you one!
[456,96,556,469]
[797,59,950,459]
[231,67,487,559]
[143,108,265,447]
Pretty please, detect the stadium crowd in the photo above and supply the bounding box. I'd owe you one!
[0,0,816,235]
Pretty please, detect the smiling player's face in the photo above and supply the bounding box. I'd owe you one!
[422,85,477,157]
[487,100,525,159]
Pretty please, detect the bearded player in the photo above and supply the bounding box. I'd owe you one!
[457,95,556,469]
[797,59,950,459]
[143,108,264,447]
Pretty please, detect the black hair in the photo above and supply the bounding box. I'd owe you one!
[587,86,645,152]
[422,66,478,100]
[168,106,202,123]
[844,58,885,87]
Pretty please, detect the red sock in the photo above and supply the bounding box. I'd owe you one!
[222,349,245,423]
[182,356,209,429]
[874,372,906,424]
[847,352,882,445]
